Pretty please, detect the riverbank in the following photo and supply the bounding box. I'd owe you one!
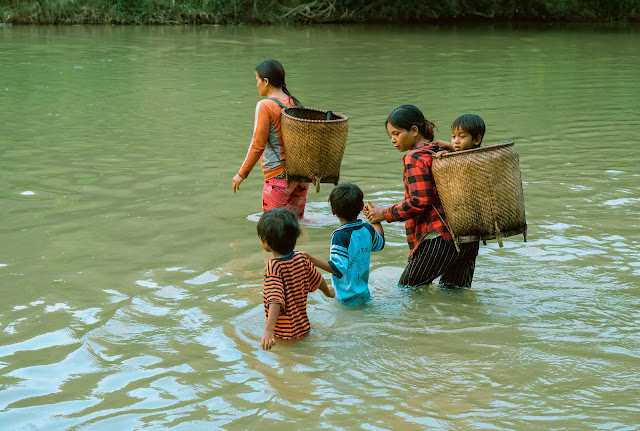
[1,0,639,24]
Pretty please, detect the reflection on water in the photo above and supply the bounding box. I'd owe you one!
[1,24,639,429]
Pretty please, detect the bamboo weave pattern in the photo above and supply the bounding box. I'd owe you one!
[432,141,527,248]
[281,107,348,192]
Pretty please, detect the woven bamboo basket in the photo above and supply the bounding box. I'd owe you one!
[280,107,348,192]
[432,141,527,250]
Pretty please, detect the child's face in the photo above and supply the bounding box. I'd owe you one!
[259,239,272,253]
[388,123,418,152]
[451,127,482,152]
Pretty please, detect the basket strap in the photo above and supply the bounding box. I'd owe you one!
[431,204,460,252]
[423,146,462,250]
[426,147,450,236]
[267,97,288,109]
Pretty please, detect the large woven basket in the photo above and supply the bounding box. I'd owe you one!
[281,107,348,192]
[432,141,527,249]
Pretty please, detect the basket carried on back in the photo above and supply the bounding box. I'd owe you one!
[432,141,527,250]
[280,107,348,192]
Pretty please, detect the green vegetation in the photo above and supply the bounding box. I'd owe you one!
[1,0,638,24]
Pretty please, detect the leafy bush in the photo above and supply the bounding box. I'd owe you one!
[1,0,638,24]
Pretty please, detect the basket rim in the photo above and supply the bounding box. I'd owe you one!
[433,140,515,158]
[454,224,527,243]
[282,106,348,123]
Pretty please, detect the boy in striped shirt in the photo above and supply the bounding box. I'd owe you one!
[304,183,385,306]
[258,208,335,350]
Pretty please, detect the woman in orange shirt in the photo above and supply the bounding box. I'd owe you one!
[232,59,310,219]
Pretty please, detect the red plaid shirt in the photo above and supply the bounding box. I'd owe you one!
[383,143,452,258]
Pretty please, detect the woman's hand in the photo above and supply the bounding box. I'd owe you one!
[232,174,244,193]
[364,201,384,224]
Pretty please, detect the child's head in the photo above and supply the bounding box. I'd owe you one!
[451,114,485,152]
[257,208,301,255]
[385,105,436,152]
[329,183,364,221]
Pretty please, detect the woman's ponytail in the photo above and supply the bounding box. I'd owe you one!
[423,118,435,142]
[282,83,302,107]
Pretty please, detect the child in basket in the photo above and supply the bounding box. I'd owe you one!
[304,183,385,306]
[258,208,335,350]
[435,114,485,152]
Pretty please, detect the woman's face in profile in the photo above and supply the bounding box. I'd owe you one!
[388,123,418,152]
[255,71,268,97]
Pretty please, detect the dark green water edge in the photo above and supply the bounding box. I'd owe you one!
[1,0,639,25]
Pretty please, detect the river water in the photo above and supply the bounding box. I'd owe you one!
[1,24,639,430]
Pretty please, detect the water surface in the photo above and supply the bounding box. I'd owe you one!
[1,24,639,429]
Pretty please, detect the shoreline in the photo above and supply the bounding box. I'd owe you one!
[1,0,639,26]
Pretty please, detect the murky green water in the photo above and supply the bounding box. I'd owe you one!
[1,24,639,429]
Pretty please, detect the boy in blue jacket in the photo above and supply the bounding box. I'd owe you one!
[304,183,384,306]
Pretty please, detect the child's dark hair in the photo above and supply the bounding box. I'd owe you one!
[385,104,436,142]
[452,114,485,144]
[329,183,364,221]
[257,208,301,255]
[255,59,301,107]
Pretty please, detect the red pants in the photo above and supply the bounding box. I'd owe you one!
[262,177,309,219]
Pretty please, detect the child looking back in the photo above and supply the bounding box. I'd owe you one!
[257,208,335,350]
[436,114,485,152]
[304,183,384,306]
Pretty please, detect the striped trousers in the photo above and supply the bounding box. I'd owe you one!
[399,235,479,289]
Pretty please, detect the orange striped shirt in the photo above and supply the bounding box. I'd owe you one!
[263,251,323,340]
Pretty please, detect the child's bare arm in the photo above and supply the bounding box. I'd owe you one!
[301,251,336,275]
[371,221,384,237]
[434,139,453,151]
[318,277,335,298]
[260,302,280,350]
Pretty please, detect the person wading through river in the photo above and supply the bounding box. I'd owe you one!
[232,59,310,219]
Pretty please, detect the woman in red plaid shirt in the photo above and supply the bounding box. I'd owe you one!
[365,105,479,289]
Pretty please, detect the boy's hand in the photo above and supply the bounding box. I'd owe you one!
[435,140,453,152]
[318,278,335,298]
[365,201,384,224]
[261,302,280,350]
[260,330,275,350]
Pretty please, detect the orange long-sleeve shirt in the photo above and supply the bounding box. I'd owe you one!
[238,96,296,180]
